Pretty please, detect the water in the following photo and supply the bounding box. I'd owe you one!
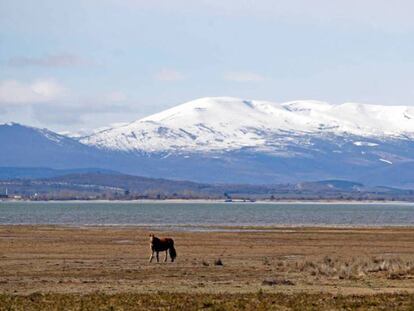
[0,201,413,229]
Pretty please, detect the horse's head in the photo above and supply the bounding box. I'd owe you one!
[149,233,155,242]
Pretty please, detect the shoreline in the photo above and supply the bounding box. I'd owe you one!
[0,224,414,234]
[2,198,414,204]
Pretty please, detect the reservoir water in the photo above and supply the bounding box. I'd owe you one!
[0,201,413,229]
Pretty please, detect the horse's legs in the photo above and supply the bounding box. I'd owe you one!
[164,250,168,262]
[156,251,159,263]
[149,251,154,263]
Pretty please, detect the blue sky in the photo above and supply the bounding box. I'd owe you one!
[1,0,414,133]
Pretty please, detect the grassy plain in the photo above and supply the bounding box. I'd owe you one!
[0,226,413,309]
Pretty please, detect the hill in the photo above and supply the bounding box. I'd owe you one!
[1,172,413,201]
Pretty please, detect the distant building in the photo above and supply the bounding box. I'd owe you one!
[0,188,8,199]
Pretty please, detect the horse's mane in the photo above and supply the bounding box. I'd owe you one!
[151,236,160,243]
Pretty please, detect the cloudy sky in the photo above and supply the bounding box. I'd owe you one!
[1,0,414,134]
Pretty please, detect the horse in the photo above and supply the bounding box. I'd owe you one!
[149,234,177,263]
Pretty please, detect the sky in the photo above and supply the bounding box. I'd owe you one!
[1,0,414,134]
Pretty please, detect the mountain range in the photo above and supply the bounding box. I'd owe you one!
[1,97,414,188]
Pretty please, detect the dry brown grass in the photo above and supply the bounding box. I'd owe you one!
[279,256,414,280]
[1,292,414,311]
[0,226,414,296]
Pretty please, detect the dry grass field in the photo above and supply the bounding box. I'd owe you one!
[0,226,413,309]
[1,292,414,310]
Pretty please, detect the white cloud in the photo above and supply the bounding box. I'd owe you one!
[0,79,67,105]
[7,53,91,67]
[153,69,185,81]
[224,71,265,82]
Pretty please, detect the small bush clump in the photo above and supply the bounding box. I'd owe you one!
[285,256,414,280]
[262,278,295,286]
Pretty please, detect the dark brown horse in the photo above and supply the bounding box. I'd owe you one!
[149,234,177,263]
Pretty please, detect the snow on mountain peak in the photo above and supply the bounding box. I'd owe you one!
[81,97,414,152]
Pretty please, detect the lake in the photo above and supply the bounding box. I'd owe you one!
[0,201,413,229]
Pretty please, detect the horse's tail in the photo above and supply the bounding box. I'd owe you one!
[169,241,177,262]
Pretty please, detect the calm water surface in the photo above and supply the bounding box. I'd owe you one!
[0,201,413,229]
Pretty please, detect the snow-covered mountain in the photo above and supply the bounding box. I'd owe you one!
[2,97,414,188]
[81,97,414,154]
